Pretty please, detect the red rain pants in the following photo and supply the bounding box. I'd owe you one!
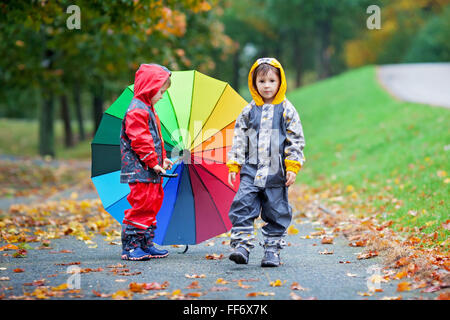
[123,182,164,230]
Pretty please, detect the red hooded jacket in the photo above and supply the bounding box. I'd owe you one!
[124,64,170,169]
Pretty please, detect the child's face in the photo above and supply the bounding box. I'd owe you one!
[151,80,170,106]
[255,70,280,103]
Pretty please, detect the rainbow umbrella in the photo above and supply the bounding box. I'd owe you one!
[91,70,247,245]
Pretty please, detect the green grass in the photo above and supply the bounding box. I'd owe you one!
[0,118,93,160]
[288,65,449,242]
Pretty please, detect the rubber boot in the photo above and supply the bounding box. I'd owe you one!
[229,246,250,264]
[142,225,168,259]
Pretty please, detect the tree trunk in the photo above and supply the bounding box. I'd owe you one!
[39,47,55,157]
[232,50,240,91]
[39,93,55,157]
[92,84,104,133]
[292,33,302,88]
[60,94,74,147]
[73,82,85,141]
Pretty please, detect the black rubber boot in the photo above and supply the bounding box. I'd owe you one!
[229,246,250,264]
[261,247,281,267]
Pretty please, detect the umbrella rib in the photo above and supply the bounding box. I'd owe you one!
[190,122,235,152]
[160,163,185,246]
[189,84,228,150]
[160,121,177,148]
[189,164,228,234]
[104,192,129,213]
[165,90,183,148]
[185,163,197,243]
[192,160,237,194]
[185,71,196,149]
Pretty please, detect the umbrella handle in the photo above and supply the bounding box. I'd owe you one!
[159,173,179,178]
[178,245,188,254]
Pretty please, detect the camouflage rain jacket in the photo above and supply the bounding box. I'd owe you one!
[226,58,305,188]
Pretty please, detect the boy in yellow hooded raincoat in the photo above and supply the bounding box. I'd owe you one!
[226,57,305,267]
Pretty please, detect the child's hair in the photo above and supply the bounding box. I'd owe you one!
[252,63,281,89]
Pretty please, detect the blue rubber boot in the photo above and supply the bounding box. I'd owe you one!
[121,247,150,261]
[121,224,150,261]
[142,225,169,259]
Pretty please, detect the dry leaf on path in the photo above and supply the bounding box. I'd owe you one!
[291,282,308,291]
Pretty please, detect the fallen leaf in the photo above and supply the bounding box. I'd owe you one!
[290,282,307,291]
[319,249,334,255]
[246,292,275,297]
[51,283,69,291]
[55,261,81,266]
[92,290,111,298]
[436,292,450,300]
[144,281,169,290]
[381,295,402,300]
[397,282,412,292]
[357,251,378,260]
[310,230,325,236]
[129,282,145,293]
[13,268,24,273]
[186,292,203,298]
[395,257,410,268]
[287,225,299,235]
[394,270,407,280]
[216,278,229,285]
[205,253,224,260]
[0,244,19,251]
[321,237,334,244]
[237,281,252,289]
[349,240,367,247]
[269,279,286,287]
[186,281,201,289]
[112,289,133,300]
[185,274,206,279]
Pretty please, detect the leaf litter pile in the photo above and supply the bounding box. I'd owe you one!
[0,159,448,300]
[288,184,449,300]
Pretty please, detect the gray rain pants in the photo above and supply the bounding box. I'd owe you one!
[228,175,292,251]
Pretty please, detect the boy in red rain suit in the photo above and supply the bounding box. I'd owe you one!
[120,64,173,261]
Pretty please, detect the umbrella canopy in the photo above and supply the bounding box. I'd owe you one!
[91,70,247,245]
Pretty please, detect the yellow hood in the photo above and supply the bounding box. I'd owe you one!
[248,57,287,106]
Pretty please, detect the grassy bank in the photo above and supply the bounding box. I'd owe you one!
[288,65,449,243]
[0,118,92,160]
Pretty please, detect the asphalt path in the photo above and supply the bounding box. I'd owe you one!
[377,63,450,108]
[0,196,440,300]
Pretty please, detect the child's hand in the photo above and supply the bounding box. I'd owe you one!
[286,171,296,186]
[228,172,237,188]
[152,164,166,175]
[163,158,173,170]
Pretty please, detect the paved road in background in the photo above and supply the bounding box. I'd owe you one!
[377,63,450,108]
